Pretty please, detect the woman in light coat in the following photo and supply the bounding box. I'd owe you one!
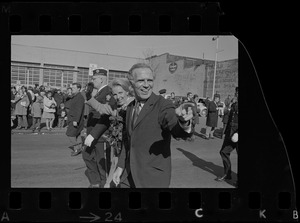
[42,91,57,130]
[13,89,30,129]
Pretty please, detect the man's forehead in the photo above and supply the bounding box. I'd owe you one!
[92,75,102,80]
[133,68,153,78]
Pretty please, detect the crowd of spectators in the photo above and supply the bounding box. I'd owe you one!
[10,83,90,132]
[11,83,236,139]
[161,89,237,140]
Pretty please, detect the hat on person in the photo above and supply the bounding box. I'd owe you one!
[93,68,108,77]
[159,89,166,94]
[33,89,40,95]
[214,93,220,99]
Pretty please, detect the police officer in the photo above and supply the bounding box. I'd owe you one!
[216,87,238,183]
[81,68,117,188]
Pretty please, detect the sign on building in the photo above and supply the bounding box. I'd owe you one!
[169,62,178,73]
[89,64,98,76]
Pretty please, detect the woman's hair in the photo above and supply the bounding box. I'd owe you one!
[46,91,52,97]
[21,86,27,91]
[110,78,134,96]
[86,82,94,92]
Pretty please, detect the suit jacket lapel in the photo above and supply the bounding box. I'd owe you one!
[133,93,158,130]
[126,101,134,136]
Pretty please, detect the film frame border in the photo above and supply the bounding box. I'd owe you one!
[1,2,297,222]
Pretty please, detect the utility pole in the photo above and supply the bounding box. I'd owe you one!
[212,36,219,99]
[212,36,224,99]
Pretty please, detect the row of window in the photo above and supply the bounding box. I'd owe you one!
[11,62,128,89]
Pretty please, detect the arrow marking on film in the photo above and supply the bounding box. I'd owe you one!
[79,212,100,222]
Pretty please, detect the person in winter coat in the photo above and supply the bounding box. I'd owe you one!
[205,94,220,139]
[80,82,94,129]
[113,63,194,188]
[30,95,43,132]
[13,88,30,129]
[65,83,86,156]
[192,94,200,127]
[42,91,57,130]
[11,86,18,128]
[57,103,67,129]
[216,89,238,183]
[221,95,233,139]
[53,88,65,128]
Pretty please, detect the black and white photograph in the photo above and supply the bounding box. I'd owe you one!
[10,35,238,188]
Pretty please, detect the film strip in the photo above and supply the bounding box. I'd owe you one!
[1,2,298,222]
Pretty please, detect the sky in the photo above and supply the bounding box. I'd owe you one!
[11,35,238,62]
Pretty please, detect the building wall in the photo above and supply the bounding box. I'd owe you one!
[11,44,138,71]
[149,53,238,101]
[11,45,130,90]
[149,54,206,97]
[204,59,238,100]
[11,45,238,100]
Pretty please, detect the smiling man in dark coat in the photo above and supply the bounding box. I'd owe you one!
[65,83,85,156]
[113,63,194,188]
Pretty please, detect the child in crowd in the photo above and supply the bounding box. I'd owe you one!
[57,103,67,129]
[30,94,43,133]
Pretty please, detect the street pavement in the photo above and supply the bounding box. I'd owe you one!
[11,117,237,188]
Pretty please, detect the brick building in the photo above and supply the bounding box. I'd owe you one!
[147,53,238,100]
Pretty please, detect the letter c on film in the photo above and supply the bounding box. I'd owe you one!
[195,208,203,218]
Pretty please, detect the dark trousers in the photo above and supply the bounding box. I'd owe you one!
[58,117,65,128]
[53,112,59,127]
[82,142,111,188]
[31,117,41,129]
[17,115,28,128]
[219,135,238,177]
[120,172,135,188]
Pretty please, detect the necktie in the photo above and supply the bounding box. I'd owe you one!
[132,101,140,129]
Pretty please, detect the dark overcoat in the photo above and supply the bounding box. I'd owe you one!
[65,92,85,137]
[206,100,218,127]
[83,86,117,158]
[14,95,29,116]
[224,102,238,137]
[192,101,199,125]
[54,92,65,107]
[80,90,90,117]
[117,93,192,188]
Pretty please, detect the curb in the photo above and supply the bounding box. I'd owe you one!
[11,129,67,135]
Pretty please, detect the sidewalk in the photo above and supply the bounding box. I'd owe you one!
[11,127,67,135]
[11,117,68,135]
